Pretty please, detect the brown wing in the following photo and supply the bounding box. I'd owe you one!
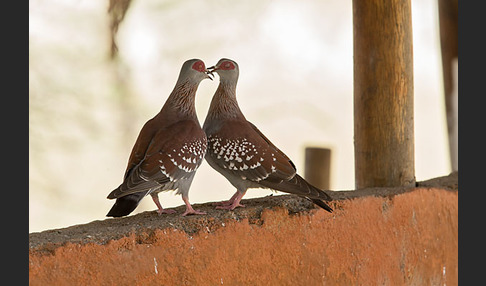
[247,122,331,201]
[247,121,298,180]
[123,118,158,179]
[206,120,297,183]
[207,120,332,202]
[108,120,206,199]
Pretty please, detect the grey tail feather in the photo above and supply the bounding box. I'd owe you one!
[106,191,147,217]
[260,174,334,212]
[310,198,333,213]
[262,174,333,200]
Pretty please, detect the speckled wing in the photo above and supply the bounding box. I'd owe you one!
[206,120,297,184]
[246,121,298,181]
[246,122,331,202]
[108,120,207,199]
[206,120,331,202]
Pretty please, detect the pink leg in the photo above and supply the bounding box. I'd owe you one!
[151,193,176,215]
[212,191,240,206]
[181,197,206,216]
[216,190,246,210]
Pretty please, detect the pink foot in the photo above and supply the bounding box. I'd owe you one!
[215,202,245,210]
[212,200,232,207]
[157,208,177,215]
[151,193,176,215]
[181,197,206,216]
[182,209,207,216]
[215,191,246,210]
[212,191,241,207]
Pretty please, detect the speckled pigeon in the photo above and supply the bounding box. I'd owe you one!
[202,58,333,212]
[106,59,212,217]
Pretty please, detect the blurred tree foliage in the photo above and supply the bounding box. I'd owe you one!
[108,0,132,59]
[29,0,447,233]
[29,1,138,229]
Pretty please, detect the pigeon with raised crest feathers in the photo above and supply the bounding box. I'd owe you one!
[202,58,333,212]
[106,59,212,217]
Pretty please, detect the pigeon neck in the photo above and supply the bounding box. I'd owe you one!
[161,80,199,121]
[206,81,245,121]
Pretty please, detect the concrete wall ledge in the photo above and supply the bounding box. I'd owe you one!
[29,172,458,285]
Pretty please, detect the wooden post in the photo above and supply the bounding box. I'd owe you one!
[304,147,331,190]
[353,0,415,189]
[438,0,458,171]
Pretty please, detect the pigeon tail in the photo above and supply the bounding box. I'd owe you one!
[310,198,333,213]
[261,174,333,213]
[106,191,147,217]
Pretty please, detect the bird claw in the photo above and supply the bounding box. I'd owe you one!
[157,209,177,215]
[212,200,232,207]
[215,203,245,210]
[182,209,207,216]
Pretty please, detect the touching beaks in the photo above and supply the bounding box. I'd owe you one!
[205,69,214,80]
[205,65,219,80]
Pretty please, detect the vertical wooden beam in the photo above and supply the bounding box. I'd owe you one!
[438,0,458,171]
[304,147,331,190]
[353,0,415,188]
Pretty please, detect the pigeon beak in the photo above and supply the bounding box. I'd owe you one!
[207,65,219,80]
[208,65,219,72]
[206,65,219,80]
[205,68,214,80]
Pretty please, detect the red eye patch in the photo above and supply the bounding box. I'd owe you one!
[192,60,206,72]
[220,61,235,70]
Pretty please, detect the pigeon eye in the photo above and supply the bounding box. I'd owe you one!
[192,61,205,72]
[221,62,234,70]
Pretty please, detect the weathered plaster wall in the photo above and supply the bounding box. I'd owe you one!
[29,187,458,285]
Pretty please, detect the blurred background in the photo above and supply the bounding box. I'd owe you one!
[29,0,453,233]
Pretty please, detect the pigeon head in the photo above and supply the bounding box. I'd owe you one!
[177,59,213,85]
[208,58,239,84]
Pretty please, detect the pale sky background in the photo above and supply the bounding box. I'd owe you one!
[29,0,451,233]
